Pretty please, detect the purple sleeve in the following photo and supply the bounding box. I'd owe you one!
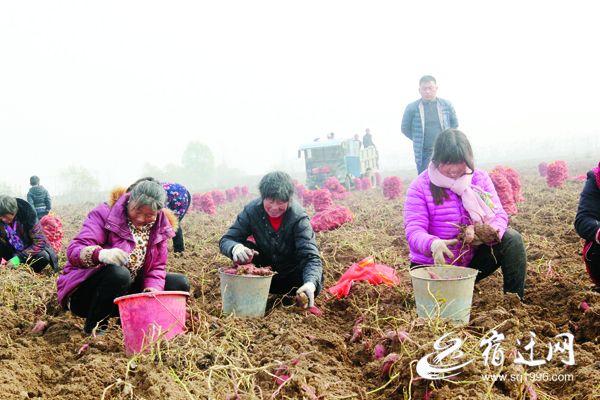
[66,205,109,267]
[478,170,509,239]
[143,240,167,291]
[403,179,437,256]
[18,222,47,259]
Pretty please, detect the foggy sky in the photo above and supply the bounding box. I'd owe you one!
[2,1,599,195]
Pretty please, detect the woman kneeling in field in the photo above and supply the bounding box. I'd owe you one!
[57,181,190,334]
[575,161,600,287]
[0,195,58,272]
[219,171,324,308]
[403,129,527,298]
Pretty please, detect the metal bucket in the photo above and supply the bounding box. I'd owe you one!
[219,269,273,317]
[409,265,478,325]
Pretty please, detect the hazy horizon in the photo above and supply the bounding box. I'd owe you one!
[2,1,599,196]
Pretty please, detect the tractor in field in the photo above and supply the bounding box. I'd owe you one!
[298,138,379,189]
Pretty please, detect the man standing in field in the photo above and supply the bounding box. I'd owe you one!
[401,75,459,174]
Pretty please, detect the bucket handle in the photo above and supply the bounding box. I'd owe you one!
[149,293,187,329]
[409,264,480,278]
[409,264,439,271]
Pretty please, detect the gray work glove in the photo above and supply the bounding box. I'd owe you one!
[430,239,458,265]
[231,244,258,264]
[296,282,316,308]
[98,248,129,267]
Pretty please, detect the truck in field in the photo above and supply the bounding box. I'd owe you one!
[298,138,379,189]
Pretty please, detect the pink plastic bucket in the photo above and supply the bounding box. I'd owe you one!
[114,290,189,355]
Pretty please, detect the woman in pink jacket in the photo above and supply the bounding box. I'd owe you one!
[404,129,527,298]
[57,181,190,334]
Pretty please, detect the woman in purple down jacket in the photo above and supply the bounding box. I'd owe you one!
[403,129,527,298]
[57,181,190,334]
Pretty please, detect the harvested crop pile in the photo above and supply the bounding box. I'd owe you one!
[211,190,226,206]
[310,205,353,232]
[492,166,524,202]
[324,176,345,194]
[190,193,203,212]
[39,214,64,253]
[353,177,363,191]
[4,164,600,400]
[324,177,348,200]
[222,263,274,276]
[490,166,524,215]
[225,188,237,202]
[311,189,333,212]
[311,166,331,174]
[546,160,569,188]
[538,162,548,177]
[361,177,372,190]
[241,186,249,196]
[199,193,216,215]
[302,189,314,207]
[490,171,517,215]
[382,176,403,200]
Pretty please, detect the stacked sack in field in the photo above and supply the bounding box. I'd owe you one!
[361,177,372,190]
[191,192,216,214]
[40,214,64,253]
[489,166,524,215]
[312,189,333,212]
[382,176,403,200]
[225,188,237,202]
[546,161,569,188]
[538,162,548,177]
[324,177,349,200]
[211,190,226,206]
[199,193,216,215]
[311,205,353,232]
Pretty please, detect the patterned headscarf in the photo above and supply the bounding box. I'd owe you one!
[3,221,24,252]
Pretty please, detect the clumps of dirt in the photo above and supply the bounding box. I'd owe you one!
[474,223,501,245]
[1,170,600,399]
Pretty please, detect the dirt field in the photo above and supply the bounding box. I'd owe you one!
[1,168,599,400]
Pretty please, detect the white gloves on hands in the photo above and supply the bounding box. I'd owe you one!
[99,248,129,267]
[232,244,258,264]
[431,239,458,265]
[296,282,316,308]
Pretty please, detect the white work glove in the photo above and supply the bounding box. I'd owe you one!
[231,244,257,264]
[98,248,129,267]
[430,239,458,265]
[296,282,316,308]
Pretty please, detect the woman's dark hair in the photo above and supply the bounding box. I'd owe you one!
[30,176,40,186]
[126,177,158,193]
[429,129,475,205]
[259,171,295,202]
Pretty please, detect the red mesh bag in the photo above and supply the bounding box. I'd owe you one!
[328,257,400,299]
